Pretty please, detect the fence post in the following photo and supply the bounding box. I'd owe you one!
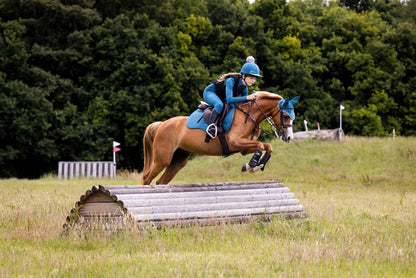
[58,162,63,180]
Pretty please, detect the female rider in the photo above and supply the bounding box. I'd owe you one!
[203,56,262,138]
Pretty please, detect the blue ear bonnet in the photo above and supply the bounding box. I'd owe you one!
[278,96,300,120]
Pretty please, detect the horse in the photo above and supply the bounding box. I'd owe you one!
[141,91,299,185]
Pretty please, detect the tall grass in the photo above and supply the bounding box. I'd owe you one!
[0,137,415,277]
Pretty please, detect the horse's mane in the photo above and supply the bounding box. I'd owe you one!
[254,91,283,100]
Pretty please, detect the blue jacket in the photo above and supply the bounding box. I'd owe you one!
[203,77,248,104]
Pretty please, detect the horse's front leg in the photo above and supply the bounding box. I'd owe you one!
[232,138,273,155]
[232,138,273,173]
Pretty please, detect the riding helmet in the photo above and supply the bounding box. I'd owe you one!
[240,56,262,77]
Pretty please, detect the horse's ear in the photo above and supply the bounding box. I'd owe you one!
[284,97,290,105]
[290,96,300,105]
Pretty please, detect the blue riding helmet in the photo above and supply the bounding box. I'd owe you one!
[240,56,262,77]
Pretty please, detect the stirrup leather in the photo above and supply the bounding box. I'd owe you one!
[206,123,217,138]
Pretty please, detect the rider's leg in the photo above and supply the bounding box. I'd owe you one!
[203,92,223,138]
[206,109,220,138]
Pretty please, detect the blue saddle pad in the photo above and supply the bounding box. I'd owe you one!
[186,105,235,133]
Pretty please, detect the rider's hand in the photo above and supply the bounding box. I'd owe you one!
[247,94,257,101]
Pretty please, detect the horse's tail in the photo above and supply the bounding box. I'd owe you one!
[141,121,162,184]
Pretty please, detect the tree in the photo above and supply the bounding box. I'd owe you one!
[0,1,103,177]
[1,0,416,177]
[0,77,56,177]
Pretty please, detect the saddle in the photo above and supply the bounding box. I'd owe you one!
[198,102,230,128]
[197,101,233,156]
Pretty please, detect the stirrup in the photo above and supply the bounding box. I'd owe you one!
[206,123,217,138]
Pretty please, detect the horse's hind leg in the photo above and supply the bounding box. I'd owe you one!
[141,162,166,185]
[156,148,191,185]
[142,147,174,185]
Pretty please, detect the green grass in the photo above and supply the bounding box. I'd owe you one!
[1,137,415,277]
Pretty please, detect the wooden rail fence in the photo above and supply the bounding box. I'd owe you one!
[58,161,115,180]
[65,180,306,229]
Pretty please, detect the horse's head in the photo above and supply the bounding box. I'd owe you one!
[275,96,300,142]
[238,92,300,142]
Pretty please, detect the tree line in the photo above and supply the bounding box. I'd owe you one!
[1,0,415,178]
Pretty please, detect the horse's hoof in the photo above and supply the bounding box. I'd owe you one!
[250,164,264,173]
[241,163,249,172]
[242,163,264,173]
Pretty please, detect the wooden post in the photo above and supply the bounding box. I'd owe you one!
[58,162,63,180]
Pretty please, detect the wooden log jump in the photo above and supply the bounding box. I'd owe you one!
[65,180,306,229]
[293,128,344,142]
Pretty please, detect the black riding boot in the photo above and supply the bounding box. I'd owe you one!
[206,109,220,138]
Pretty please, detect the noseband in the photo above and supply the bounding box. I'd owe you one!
[236,99,293,140]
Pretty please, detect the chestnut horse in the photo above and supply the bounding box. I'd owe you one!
[141,91,299,185]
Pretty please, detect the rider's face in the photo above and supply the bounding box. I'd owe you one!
[243,75,257,86]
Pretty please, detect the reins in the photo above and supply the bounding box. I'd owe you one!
[236,99,292,140]
[236,101,260,139]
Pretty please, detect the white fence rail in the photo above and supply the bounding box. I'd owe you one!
[58,161,115,180]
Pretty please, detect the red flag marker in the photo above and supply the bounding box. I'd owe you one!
[113,147,121,152]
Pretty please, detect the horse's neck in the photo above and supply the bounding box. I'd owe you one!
[254,99,278,121]
[236,100,277,125]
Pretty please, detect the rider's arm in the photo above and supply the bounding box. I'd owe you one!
[224,77,248,104]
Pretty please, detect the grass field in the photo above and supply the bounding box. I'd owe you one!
[1,136,415,277]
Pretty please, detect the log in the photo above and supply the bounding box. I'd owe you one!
[65,180,306,229]
[293,128,344,142]
[114,188,291,200]
[133,205,304,222]
[121,193,296,207]
[128,199,300,215]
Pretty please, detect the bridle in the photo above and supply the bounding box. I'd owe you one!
[236,99,293,141]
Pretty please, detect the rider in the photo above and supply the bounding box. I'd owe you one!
[203,56,261,138]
